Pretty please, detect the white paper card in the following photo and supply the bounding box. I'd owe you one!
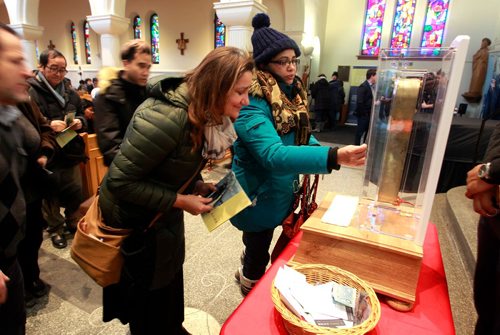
[321,195,358,227]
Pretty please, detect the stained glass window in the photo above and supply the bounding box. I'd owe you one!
[214,14,226,48]
[133,15,142,39]
[150,14,160,64]
[70,21,78,64]
[35,40,40,60]
[84,20,91,64]
[421,0,450,49]
[390,0,416,50]
[360,0,387,56]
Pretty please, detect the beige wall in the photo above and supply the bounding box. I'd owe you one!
[125,0,215,75]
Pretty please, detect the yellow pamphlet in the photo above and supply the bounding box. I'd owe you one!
[201,171,251,232]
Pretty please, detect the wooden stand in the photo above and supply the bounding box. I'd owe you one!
[293,192,423,304]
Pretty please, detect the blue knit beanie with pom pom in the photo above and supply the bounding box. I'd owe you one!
[251,13,301,64]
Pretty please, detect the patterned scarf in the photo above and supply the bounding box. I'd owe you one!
[254,70,311,145]
[202,116,237,160]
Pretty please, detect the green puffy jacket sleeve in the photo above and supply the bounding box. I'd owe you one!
[105,99,187,213]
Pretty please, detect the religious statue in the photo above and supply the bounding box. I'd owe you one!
[463,38,491,102]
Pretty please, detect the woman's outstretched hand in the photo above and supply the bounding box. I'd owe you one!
[174,194,214,215]
[337,144,367,167]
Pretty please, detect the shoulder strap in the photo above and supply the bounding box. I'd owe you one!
[147,159,207,229]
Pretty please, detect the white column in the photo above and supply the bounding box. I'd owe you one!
[4,0,42,70]
[9,24,44,70]
[86,14,129,67]
[214,0,267,52]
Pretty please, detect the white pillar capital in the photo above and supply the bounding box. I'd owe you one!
[88,0,126,17]
[4,0,40,25]
[86,14,130,36]
[8,23,44,41]
[214,1,266,27]
[214,0,267,52]
[9,23,44,70]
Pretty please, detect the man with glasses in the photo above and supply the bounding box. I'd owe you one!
[28,49,86,249]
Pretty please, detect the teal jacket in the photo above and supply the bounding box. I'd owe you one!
[231,94,331,232]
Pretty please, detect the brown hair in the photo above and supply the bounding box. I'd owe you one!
[185,46,254,150]
[121,39,151,62]
[366,68,377,80]
[0,22,19,52]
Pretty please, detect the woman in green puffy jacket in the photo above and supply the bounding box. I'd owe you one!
[98,47,254,335]
[230,13,367,296]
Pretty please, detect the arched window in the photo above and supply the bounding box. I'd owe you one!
[214,14,226,48]
[35,40,40,60]
[83,20,91,64]
[70,21,78,64]
[133,15,142,39]
[360,0,387,56]
[390,0,416,50]
[150,14,160,64]
[420,0,450,49]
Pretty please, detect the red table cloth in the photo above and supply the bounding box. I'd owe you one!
[221,223,455,334]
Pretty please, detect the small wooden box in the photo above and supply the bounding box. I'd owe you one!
[293,192,423,303]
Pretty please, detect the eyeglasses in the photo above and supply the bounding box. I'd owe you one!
[46,66,68,75]
[269,58,300,67]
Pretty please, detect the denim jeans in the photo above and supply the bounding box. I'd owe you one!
[355,115,370,145]
[242,229,275,280]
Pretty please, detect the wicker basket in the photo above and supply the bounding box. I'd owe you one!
[271,263,381,335]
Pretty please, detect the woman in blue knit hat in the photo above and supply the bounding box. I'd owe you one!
[230,13,367,295]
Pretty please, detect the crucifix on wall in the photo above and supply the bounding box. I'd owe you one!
[176,32,189,55]
[48,40,56,50]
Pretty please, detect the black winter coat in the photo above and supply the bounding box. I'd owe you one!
[94,70,147,166]
[27,75,87,167]
[311,78,333,111]
[355,80,374,117]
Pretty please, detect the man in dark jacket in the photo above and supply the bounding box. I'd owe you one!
[466,122,500,335]
[328,71,345,129]
[355,68,377,145]
[0,22,36,334]
[17,100,57,307]
[311,74,333,133]
[94,39,151,166]
[28,49,87,249]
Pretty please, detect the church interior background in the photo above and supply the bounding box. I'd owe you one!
[1,0,500,119]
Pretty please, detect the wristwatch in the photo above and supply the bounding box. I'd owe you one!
[478,162,491,181]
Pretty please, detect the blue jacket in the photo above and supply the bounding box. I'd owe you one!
[231,96,330,232]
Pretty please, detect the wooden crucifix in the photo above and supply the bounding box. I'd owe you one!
[176,32,189,55]
[48,40,56,50]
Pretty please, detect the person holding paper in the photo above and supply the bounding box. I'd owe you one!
[28,49,87,249]
[97,47,254,335]
[230,13,367,296]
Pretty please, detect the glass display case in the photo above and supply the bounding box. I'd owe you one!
[355,36,470,245]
